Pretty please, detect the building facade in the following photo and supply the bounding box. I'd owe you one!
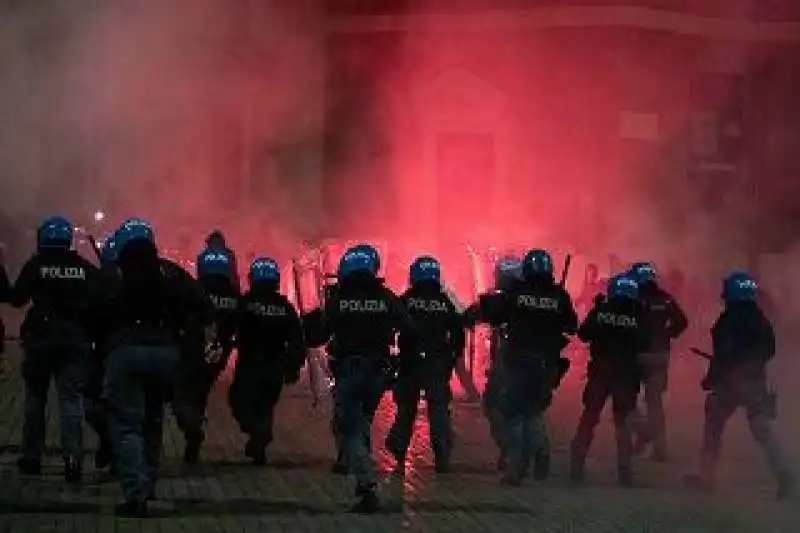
[321,1,800,257]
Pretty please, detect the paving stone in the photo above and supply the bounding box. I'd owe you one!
[0,345,798,532]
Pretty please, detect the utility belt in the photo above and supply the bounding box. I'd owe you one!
[587,352,641,380]
[333,352,398,383]
[333,342,391,362]
[506,333,570,356]
[106,320,176,352]
[708,365,777,420]
[504,344,562,367]
[235,346,286,367]
[21,308,86,344]
[400,341,454,362]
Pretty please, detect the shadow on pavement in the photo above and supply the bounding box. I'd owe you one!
[0,496,532,517]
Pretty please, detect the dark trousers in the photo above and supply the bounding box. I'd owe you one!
[500,353,559,479]
[105,344,178,503]
[229,357,285,447]
[386,357,453,467]
[571,363,639,474]
[699,369,791,483]
[172,349,231,443]
[334,357,387,495]
[21,340,88,461]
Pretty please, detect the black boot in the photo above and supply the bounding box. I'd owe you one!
[434,456,450,474]
[685,452,717,492]
[64,457,82,484]
[94,444,112,470]
[533,452,551,481]
[349,488,380,514]
[244,436,267,466]
[252,447,266,466]
[570,453,586,483]
[183,426,204,464]
[17,457,41,476]
[496,453,508,471]
[244,436,256,458]
[183,440,200,464]
[331,450,348,475]
[114,500,148,518]
[500,469,523,486]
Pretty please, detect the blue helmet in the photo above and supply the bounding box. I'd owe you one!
[410,255,441,285]
[629,262,656,285]
[115,218,155,252]
[352,244,380,271]
[249,257,280,283]
[722,271,757,302]
[608,274,639,300]
[197,247,234,279]
[37,216,74,250]
[522,249,553,280]
[99,233,119,265]
[338,244,380,279]
[494,255,523,290]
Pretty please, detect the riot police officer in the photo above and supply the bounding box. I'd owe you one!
[204,229,240,292]
[229,257,305,465]
[83,231,123,472]
[474,255,523,471]
[89,218,216,517]
[628,261,688,462]
[479,248,577,486]
[7,216,97,482]
[684,272,794,500]
[386,255,465,474]
[174,246,240,463]
[571,274,650,486]
[303,244,417,513]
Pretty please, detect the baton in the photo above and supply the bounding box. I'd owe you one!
[291,259,322,407]
[690,347,713,360]
[86,235,103,262]
[559,254,572,288]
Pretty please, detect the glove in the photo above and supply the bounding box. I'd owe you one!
[327,357,339,376]
[203,324,223,364]
[381,356,400,384]
[204,341,224,365]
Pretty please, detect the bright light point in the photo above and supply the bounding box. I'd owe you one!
[94,211,105,222]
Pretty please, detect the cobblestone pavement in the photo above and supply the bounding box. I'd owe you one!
[0,346,798,532]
